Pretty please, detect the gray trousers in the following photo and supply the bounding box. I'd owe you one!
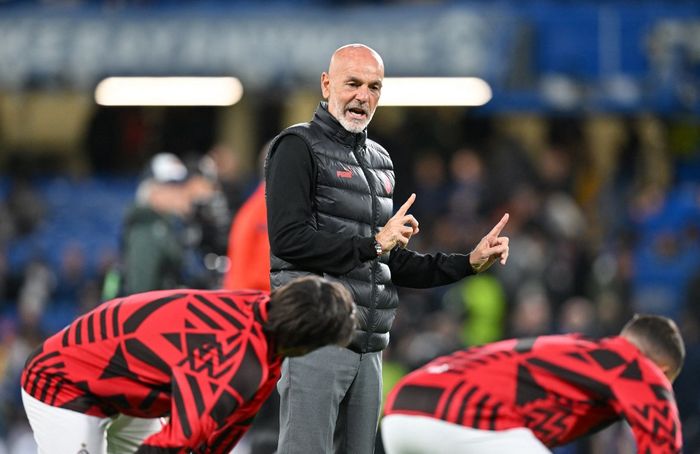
[277,345,382,454]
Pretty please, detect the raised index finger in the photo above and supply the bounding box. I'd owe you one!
[487,213,509,237]
[396,193,416,217]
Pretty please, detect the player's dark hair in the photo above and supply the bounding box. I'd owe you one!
[621,314,685,376]
[265,276,356,353]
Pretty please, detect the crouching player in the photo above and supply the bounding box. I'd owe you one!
[383,314,684,453]
[22,276,356,453]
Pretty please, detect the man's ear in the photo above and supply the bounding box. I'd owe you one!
[321,72,330,99]
[658,362,678,382]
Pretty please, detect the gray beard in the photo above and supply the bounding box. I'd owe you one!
[333,105,373,134]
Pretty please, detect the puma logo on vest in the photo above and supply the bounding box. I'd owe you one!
[336,166,353,179]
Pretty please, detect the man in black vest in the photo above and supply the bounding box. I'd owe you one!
[265,43,511,453]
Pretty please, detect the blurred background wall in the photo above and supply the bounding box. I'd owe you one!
[0,1,699,453]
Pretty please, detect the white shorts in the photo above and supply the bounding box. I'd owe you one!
[21,389,163,454]
[382,414,551,454]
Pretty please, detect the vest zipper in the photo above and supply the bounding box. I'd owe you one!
[352,143,379,353]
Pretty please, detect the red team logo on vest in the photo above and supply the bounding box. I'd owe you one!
[379,171,393,194]
[336,168,353,179]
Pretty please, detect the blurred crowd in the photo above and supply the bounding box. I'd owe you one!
[0,111,699,453]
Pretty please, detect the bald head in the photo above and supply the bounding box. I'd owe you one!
[328,44,384,75]
[322,44,384,133]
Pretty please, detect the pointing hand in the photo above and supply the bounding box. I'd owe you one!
[469,213,510,273]
[374,194,420,254]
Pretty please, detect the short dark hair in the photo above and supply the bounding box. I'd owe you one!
[621,314,685,376]
[265,276,356,352]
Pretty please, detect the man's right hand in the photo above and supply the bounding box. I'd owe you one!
[375,193,420,254]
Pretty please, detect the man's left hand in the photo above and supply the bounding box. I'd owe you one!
[469,213,510,273]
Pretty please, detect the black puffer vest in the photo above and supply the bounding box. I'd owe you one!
[266,103,397,353]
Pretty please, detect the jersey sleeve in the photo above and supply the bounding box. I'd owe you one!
[610,376,682,453]
[135,330,267,453]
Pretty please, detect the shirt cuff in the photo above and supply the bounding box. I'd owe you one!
[466,253,476,276]
[358,236,378,262]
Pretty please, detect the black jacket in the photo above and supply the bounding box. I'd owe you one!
[266,103,474,353]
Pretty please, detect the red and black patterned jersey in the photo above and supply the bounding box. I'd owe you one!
[384,334,682,454]
[22,289,282,453]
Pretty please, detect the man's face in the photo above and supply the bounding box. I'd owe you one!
[321,47,384,134]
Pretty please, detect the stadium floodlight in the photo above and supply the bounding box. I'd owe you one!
[95,77,243,106]
[378,77,492,107]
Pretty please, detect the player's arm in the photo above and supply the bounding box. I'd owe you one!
[198,410,252,453]
[198,342,268,454]
[612,379,683,453]
[135,336,265,453]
